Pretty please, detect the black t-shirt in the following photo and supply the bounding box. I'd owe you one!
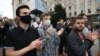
[4,26,40,56]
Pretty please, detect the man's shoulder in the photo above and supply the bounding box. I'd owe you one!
[68,30,77,38]
[68,30,74,35]
[4,27,19,37]
[9,27,19,33]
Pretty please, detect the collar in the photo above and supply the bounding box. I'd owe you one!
[17,25,32,32]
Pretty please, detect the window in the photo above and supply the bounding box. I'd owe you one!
[96,0,100,11]
[88,9,91,13]
[97,9,100,12]
[81,10,83,13]
[45,2,47,5]
[19,0,22,4]
[74,11,77,16]
[69,13,72,17]
[69,6,71,10]
[50,9,52,12]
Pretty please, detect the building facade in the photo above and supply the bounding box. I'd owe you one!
[43,0,100,24]
[12,0,29,18]
[12,0,46,18]
[12,0,100,23]
[44,0,100,18]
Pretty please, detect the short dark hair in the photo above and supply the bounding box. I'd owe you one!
[73,16,85,24]
[78,13,86,16]
[40,12,50,20]
[58,19,64,21]
[16,5,30,16]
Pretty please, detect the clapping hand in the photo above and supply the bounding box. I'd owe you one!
[91,31,99,40]
[28,38,43,50]
[84,31,98,41]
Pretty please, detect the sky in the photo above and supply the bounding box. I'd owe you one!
[0,0,13,19]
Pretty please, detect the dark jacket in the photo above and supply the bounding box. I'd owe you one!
[66,30,93,56]
[0,27,5,47]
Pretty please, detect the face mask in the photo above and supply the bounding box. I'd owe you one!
[20,15,32,24]
[43,20,51,26]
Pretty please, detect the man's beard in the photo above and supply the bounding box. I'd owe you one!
[74,27,84,32]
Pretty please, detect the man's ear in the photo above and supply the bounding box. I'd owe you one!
[15,16,20,23]
[16,16,20,20]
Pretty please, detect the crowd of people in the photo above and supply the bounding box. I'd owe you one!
[0,5,100,56]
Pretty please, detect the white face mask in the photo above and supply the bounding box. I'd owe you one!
[43,20,51,26]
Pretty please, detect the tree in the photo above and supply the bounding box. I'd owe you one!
[50,4,66,28]
[54,4,66,20]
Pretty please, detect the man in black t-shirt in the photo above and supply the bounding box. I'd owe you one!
[4,5,43,56]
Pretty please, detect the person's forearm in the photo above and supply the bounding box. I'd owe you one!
[57,28,64,36]
[84,40,93,49]
[6,46,33,56]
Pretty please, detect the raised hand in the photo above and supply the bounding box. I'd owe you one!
[28,38,43,50]
[91,31,99,40]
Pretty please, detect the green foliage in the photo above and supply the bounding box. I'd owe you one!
[50,4,67,28]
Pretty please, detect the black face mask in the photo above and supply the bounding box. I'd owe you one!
[20,15,32,24]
